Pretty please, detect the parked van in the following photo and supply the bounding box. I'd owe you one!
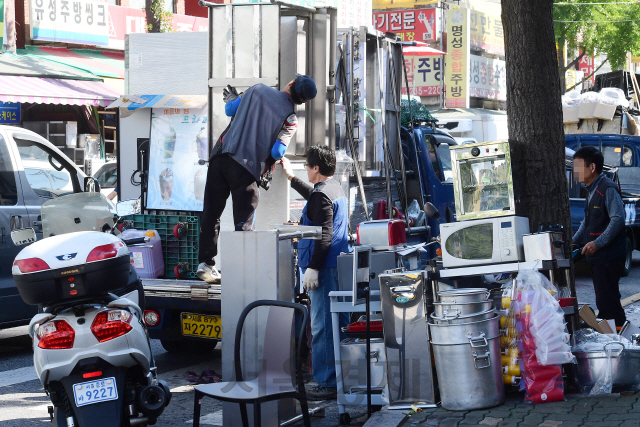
[0,125,100,328]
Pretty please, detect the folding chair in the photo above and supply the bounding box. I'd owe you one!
[192,300,311,427]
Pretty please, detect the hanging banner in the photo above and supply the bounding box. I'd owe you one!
[30,0,109,46]
[469,54,506,101]
[445,6,470,108]
[372,8,436,42]
[469,10,504,56]
[338,0,372,30]
[402,56,442,96]
[578,51,595,83]
[147,107,208,212]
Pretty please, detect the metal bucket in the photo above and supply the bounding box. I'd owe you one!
[430,308,496,325]
[437,288,490,304]
[574,342,640,393]
[433,300,494,318]
[429,315,505,411]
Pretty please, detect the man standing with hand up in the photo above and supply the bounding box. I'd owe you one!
[282,146,350,400]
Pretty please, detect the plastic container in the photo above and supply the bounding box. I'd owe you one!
[578,92,599,119]
[122,229,165,279]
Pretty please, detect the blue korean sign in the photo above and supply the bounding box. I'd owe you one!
[0,102,21,124]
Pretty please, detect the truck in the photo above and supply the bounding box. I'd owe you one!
[565,133,640,276]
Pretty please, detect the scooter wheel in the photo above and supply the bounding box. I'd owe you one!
[173,223,187,239]
[174,265,185,279]
[339,412,351,425]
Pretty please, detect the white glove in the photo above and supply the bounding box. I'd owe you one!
[303,268,319,291]
[281,157,294,180]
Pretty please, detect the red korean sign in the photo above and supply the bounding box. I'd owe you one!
[372,8,436,42]
[578,51,595,83]
[402,56,442,96]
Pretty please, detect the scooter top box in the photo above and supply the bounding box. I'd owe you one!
[12,232,131,306]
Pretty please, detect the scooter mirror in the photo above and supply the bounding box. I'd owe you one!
[117,199,141,217]
[11,228,37,246]
[423,202,440,219]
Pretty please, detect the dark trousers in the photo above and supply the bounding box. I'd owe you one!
[198,154,259,265]
[591,257,627,327]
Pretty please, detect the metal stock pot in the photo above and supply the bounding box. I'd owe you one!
[430,308,496,325]
[433,300,494,318]
[574,342,640,393]
[437,288,491,304]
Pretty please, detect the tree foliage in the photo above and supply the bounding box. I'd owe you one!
[554,0,640,71]
[145,0,174,33]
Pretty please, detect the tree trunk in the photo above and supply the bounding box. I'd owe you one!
[501,0,570,240]
[146,0,162,33]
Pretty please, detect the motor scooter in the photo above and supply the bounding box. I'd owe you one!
[10,193,170,427]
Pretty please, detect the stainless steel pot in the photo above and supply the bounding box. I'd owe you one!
[433,300,494,318]
[429,315,504,411]
[574,342,640,393]
[437,288,490,304]
[430,308,496,325]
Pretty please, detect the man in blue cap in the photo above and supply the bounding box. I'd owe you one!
[197,75,317,283]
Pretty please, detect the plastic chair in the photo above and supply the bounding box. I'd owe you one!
[192,300,311,427]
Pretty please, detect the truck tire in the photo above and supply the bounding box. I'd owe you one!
[160,338,219,353]
[623,237,633,277]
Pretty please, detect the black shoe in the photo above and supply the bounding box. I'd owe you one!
[306,385,337,401]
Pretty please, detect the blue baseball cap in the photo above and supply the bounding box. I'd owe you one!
[292,74,317,104]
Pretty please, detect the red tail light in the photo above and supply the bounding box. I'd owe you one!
[83,371,103,379]
[91,310,133,342]
[356,224,360,245]
[86,242,125,262]
[143,310,160,327]
[37,320,75,349]
[13,258,51,273]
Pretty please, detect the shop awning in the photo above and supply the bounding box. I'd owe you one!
[0,52,102,80]
[0,75,121,107]
[18,46,125,80]
[107,95,208,110]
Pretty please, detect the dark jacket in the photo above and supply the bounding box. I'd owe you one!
[221,84,294,181]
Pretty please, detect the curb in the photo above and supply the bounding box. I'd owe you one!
[622,291,640,307]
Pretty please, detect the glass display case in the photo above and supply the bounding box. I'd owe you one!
[450,140,515,221]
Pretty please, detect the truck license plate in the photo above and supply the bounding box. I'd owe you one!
[73,377,118,407]
[181,312,221,339]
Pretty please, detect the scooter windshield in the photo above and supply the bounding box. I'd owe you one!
[41,193,114,237]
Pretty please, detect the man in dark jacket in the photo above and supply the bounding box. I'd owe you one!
[573,146,627,326]
[282,146,350,400]
[197,75,317,283]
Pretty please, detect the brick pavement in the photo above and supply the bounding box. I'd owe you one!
[395,392,640,427]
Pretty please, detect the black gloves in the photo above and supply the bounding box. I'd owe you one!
[223,85,241,103]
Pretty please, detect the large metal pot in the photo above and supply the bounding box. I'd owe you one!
[433,300,494,318]
[430,308,496,325]
[429,315,504,411]
[437,288,490,304]
[574,342,640,393]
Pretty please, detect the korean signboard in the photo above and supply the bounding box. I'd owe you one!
[372,8,436,42]
[402,56,442,96]
[0,102,20,124]
[30,0,109,46]
[338,0,372,30]
[469,55,506,101]
[0,0,4,47]
[578,51,595,84]
[469,10,504,56]
[445,6,470,108]
[148,107,208,212]
[232,0,339,6]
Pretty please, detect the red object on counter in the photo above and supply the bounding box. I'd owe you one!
[345,320,383,332]
[558,297,576,307]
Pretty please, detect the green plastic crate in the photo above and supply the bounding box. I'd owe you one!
[123,214,200,279]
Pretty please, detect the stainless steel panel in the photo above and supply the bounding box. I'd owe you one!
[262,6,281,80]
[309,9,328,147]
[221,231,295,427]
[211,5,232,80]
[234,7,257,79]
[339,338,387,393]
[379,271,437,406]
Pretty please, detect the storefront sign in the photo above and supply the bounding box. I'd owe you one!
[0,0,5,47]
[106,6,208,50]
[0,102,20,124]
[402,56,442,96]
[469,55,506,101]
[30,0,109,46]
[232,0,339,6]
[445,6,470,108]
[372,8,436,42]
[147,107,208,212]
[469,9,504,56]
[338,0,372,30]
[578,51,595,83]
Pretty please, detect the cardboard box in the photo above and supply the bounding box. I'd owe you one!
[592,102,617,121]
[563,105,579,123]
[578,102,597,119]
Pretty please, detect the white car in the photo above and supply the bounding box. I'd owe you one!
[93,161,118,203]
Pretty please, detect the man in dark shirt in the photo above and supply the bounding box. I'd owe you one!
[282,146,349,400]
[573,146,627,326]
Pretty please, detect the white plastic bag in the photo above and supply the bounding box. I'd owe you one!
[599,87,628,107]
[581,91,600,104]
[562,89,582,107]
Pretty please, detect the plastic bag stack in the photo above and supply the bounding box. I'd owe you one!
[511,270,576,403]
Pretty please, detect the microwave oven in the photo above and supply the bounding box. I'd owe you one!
[440,216,530,268]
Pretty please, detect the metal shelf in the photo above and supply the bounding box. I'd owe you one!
[439,259,570,278]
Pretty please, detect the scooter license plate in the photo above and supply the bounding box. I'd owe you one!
[72,377,118,407]
[181,312,221,339]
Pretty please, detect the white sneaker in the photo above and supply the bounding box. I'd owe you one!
[196,262,221,284]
